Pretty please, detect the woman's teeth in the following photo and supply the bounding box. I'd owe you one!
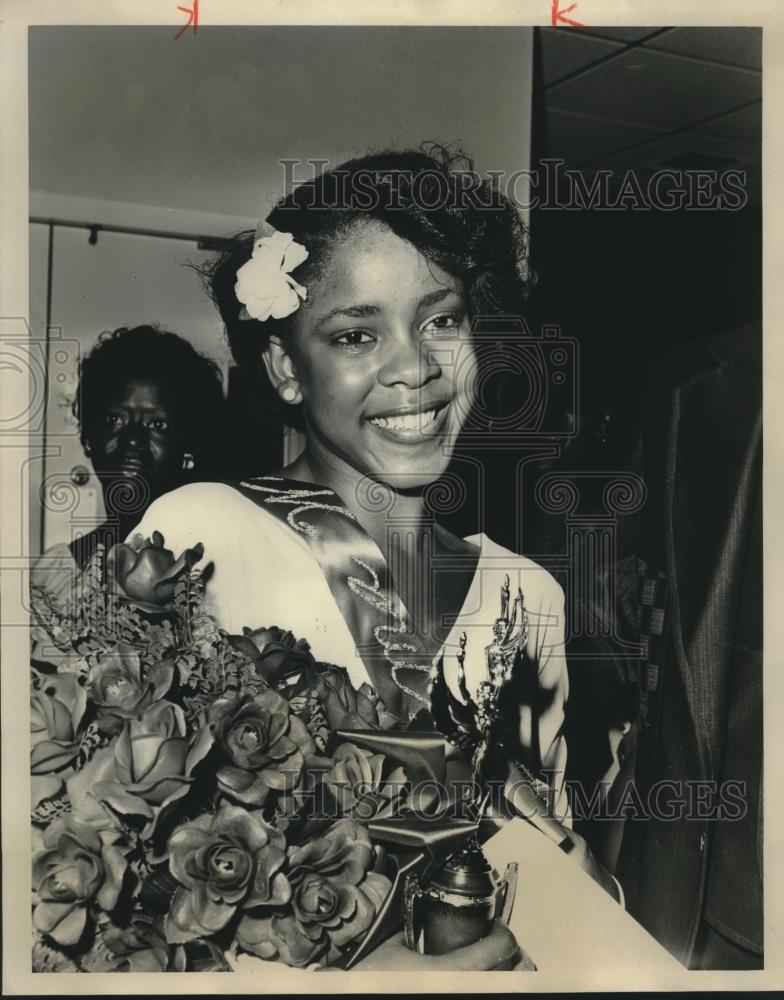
[369,408,438,431]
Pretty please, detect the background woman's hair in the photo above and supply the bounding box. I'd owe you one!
[200,144,533,429]
[73,324,226,470]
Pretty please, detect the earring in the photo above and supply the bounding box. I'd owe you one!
[182,452,195,471]
[84,443,92,457]
[281,384,298,403]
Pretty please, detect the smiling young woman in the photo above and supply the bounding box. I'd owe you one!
[256,219,483,665]
[128,147,615,967]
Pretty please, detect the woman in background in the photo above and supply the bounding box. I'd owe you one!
[32,324,225,601]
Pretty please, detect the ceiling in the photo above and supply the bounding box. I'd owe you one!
[538,26,761,201]
[29,26,532,224]
[29,26,762,220]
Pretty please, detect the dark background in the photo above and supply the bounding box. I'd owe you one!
[440,27,762,812]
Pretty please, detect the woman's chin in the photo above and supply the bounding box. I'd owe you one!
[368,438,465,491]
[368,462,451,493]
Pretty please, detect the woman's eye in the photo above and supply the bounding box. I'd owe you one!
[146,418,169,431]
[422,312,463,335]
[332,330,375,350]
[104,413,124,426]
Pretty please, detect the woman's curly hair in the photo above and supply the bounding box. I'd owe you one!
[200,144,533,428]
[73,324,225,472]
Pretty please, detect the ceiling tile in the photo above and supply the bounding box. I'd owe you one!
[539,28,624,85]
[545,108,665,165]
[590,130,760,175]
[693,103,761,145]
[548,47,761,129]
[584,27,662,43]
[645,26,762,70]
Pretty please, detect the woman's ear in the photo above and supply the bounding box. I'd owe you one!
[262,336,303,405]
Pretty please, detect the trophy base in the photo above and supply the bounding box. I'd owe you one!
[416,896,496,955]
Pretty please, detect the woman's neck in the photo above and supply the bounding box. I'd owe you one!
[282,447,430,558]
[281,445,481,652]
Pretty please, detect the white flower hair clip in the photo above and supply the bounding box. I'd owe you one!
[235,225,309,322]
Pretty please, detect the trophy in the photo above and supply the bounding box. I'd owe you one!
[403,834,518,955]
[428,573,530,785]
[401,575,530,956]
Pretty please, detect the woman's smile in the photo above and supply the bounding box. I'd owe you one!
[365,399,451,442]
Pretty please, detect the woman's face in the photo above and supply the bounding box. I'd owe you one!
[84,378,187,504]
[276,223,478,490]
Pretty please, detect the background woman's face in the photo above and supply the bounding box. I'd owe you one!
[84,378,186,504]
[286,223,478,490]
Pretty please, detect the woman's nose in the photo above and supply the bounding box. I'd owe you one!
[378,330,443,389]
[118,418,146,449]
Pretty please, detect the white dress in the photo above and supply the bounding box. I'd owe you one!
[30,481,684,975]
[131,480,570,818]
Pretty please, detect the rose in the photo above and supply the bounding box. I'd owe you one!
[92,700,213,838]
[102,915,186,972]
[89,643,173,712]
[30,673,87,774]
[111,702,193,800]
[88,642,174,734]
[210,689,315,806]
[234,230,309,322]
[317,668,380,729]
[230,626,315,685]
[107,531,203,611]
[66,747,123,830]
[353,682,401,728]
[165,802,291,944]
[236,819,391,967]
[312,666,404,730]
[32,816,128,946]
[323,743,407,820]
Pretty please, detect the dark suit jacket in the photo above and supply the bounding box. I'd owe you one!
[615,323,762,966]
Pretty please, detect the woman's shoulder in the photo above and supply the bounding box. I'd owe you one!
[130,481,273,552]
[145,480,250,514]
[136,483,258,519]
[467,532,565,607]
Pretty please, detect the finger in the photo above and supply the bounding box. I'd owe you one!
[350,925,521,972]
[504,763,571,848]
[557,832,620,899]
[425,923,520,971]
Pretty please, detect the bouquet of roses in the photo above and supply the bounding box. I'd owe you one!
[29,533,429,974]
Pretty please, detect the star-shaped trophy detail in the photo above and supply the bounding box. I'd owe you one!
[429,574,529,789]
